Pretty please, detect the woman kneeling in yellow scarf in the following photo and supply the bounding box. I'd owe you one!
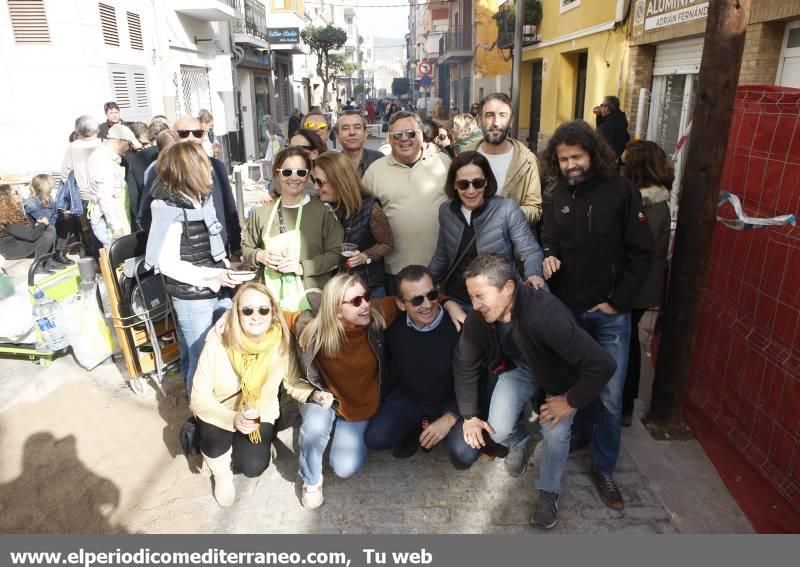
[190,281,300,507]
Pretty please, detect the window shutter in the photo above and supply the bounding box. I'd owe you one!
[110,70,131,110]
[99,3,119,47]
[108,64,151,122]
[127,11,143,51]
[8,0,50,44]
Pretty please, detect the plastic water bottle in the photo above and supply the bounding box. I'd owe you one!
[96,275,112,318]
[32,289,69,352]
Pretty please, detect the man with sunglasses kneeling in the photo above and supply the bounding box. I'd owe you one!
[364,265,470,466]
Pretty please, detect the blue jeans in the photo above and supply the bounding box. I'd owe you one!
[298,402,369,486]
[172,294,232,396]
[370,286,386,299]
[449,364,575,493]
[364,389,461,454]
[573,310,630,476]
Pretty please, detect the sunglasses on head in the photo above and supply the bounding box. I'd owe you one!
[279,168,309,178]
[390,129,418,141]
[304,121,327,130]
[342,291,371,307]
[240,305,271,316]
[402,289,438,307]
[177,129,204,139]
[454,178,487,191]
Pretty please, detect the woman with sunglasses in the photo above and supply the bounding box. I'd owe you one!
[282,273,465,509]
[311,152,393,297]
[434,121,455,159]
[190,281,301,507]
[242,147,343,310]
[429,151,545,310]
[289,128,327,161]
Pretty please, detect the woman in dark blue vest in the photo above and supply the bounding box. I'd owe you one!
[144,142,241,397]
[311,152,393,298]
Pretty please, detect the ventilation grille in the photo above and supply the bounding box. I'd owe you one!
[134,72,148,108]
[99,3,119,47]
[8,0,50,44]
[111,70,131,109]
[127,11,142,50]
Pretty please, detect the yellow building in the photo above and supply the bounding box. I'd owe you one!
[435,0,513,112]
[519,0,630,150]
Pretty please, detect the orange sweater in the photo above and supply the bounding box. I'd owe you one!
[285,297,400,421]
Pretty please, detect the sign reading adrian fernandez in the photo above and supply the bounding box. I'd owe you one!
[633,0,709,35]
[267,27,300,44]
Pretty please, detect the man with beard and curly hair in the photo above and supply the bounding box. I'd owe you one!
[463,93,542,228]
[540,120,653,512]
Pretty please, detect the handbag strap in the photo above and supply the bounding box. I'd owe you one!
[437,200,501,290]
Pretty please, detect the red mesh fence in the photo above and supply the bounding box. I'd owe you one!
[684,85,800,531]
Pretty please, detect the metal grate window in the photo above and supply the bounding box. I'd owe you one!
[110,70,131,108]
[99,3,119,47]
[8,0,50,44]
[176,65,212,117]
[134,72,148,109]
[127,11,143,50]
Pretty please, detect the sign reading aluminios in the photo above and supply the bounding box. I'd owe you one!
[633,0,709,33]
[267,27,300,44]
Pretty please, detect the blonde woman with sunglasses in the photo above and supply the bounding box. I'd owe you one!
[282,273,465,509]
[190,282,301,507]
[242,147,343,310]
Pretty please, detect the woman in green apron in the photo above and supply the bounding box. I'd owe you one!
[242,147,343,310]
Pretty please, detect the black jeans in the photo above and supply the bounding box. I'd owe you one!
[622,309,646,417]
[196,417,274,478]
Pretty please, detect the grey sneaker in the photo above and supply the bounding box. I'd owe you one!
[531,490,559,529]
[504,437,535,477]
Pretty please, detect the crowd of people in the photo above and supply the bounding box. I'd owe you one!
[0,90,672,531]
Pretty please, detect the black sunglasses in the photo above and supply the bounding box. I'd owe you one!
[342,291,371,307]
[402,289,438,307]
[240,305,271,316]
[454,178,487,191]
[309,174,327,188]
[177,129,204,139]
[279,168,309,178]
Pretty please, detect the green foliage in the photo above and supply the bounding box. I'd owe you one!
[392,78,409,97]
[493,0,543,29]
[300,24,348,103]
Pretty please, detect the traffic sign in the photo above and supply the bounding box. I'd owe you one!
[418,60,432,75]
[420,75,433,88]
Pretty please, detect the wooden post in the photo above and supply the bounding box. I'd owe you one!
[646,0,752,428]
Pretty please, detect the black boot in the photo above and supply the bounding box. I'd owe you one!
[52,250,74,266]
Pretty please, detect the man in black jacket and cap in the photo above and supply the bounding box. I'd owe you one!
[451,253,616,529]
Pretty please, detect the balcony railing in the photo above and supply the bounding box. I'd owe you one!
[439,25,472,60]
[232,0,267,42]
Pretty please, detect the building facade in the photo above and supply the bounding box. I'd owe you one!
[518,0,629,151]
[624,0,800,194]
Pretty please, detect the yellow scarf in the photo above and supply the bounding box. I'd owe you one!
[225,323,282,443]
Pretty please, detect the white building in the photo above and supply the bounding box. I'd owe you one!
[0,0,239,175]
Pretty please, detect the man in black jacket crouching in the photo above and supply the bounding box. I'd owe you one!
[451,253,615,529]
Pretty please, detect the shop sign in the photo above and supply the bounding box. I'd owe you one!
[267,27,300,44]
[633,0,708,35]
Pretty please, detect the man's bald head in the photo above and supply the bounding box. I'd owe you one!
[173,115,203,144]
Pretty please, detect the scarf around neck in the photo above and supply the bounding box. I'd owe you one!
[225,323,282,443]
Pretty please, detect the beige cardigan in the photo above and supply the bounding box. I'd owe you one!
[189,331,301,431]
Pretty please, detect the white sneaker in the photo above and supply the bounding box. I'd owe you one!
[301,482,324,509]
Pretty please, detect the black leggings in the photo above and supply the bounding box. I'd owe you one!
[623,309,646,417]
[196,417,274,478]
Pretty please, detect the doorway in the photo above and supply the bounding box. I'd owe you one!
[573,52,588,120]
[527,60,543,151]
[777,20,800,88]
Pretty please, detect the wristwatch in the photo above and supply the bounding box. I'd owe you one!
[365,256,372,265]
[462,413,478,420]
